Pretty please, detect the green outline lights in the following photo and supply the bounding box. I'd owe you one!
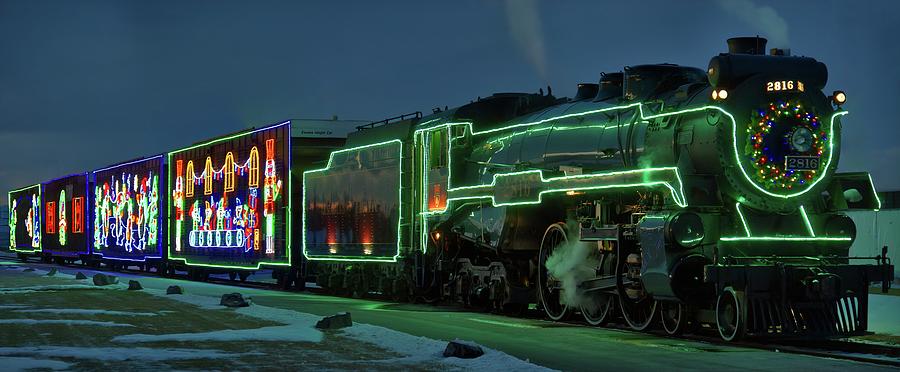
[302,139,404,263]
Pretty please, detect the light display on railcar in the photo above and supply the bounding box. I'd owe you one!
[8,184,42,252]
[167,121,291,269]
[41,174,89,257]
[93,156,165,261]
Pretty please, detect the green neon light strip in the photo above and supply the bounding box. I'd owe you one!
[869,173,882,211]
[165,121,291,270]
[799,205,815,237]
[735,202,751,237]
[442,167,686,208]
[720,236,851,242]
[417,105,845,200]
[407,103,844,254]
[302,139,404,262]
[8,184,42,253]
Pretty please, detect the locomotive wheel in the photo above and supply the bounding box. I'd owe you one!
[581,253,616,326]
[660,301,687,336]
[616,249,656,331]
[716,286,747,341]
[538,223,570,321]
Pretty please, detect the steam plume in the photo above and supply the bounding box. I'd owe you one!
[504,0,547,79]
[717,0,790,48]
[544,225,600,309]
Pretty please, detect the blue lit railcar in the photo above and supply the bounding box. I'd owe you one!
[8,184,42,256]
[91,155,167,269]
[40,173,91,263]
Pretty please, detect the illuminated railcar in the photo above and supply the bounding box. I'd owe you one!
[167,121,293,272]
[91,155,167,267]
[8,184,42,255]
[164,119,351,285]
[40,173,91,261]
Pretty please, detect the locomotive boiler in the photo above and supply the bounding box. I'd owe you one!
[306,37,892,340]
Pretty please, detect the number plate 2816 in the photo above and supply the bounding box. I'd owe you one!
[785,156,820,171]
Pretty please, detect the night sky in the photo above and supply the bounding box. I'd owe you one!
[2,0,899,205]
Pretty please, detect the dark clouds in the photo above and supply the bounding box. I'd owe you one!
[1,0,899,204]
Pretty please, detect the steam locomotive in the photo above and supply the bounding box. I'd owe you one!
[8,37,892,341]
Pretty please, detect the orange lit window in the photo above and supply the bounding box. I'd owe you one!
[249,146,260,187]
[72,197,84,233]
[224,152,235,192]
[185,160,195,197]
[204,156,213,195]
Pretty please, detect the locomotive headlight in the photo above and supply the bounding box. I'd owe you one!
[668,212,705,248]
[711,89,728,100]
[832,90,847,106]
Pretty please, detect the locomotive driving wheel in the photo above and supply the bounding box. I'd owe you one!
[617,248,657,331]
[716,286,747,341]
[538,223,570,321]
[581,252,616,326]
[659,301,687,335]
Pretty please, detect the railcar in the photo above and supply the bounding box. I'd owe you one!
[162,120,348,285]
[39,173,91,264]
[91,155,167,269]
[8,184,42,255]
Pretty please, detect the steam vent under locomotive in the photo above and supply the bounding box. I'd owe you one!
[8,37,894,342]
[306,36,892,341]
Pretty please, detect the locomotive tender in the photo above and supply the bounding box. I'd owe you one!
[8,37,893,341]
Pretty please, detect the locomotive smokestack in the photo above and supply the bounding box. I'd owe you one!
[727,36,767,55]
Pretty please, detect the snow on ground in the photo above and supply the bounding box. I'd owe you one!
[13,308,159,316]
[868,294,900,336]
[0,356,72,371]
[0,283,125,294]
[342,323,552,371]
[0,319,134,327]
[0,346,253,361]
[132,284,551,370]
[113,324,322,343]
[0,305,29,309]
[113,288,325,343]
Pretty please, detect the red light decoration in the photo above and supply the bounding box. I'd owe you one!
[72,197,84,233]
[46,201,56,234]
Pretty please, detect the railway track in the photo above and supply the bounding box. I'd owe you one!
[4,252,898,368]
